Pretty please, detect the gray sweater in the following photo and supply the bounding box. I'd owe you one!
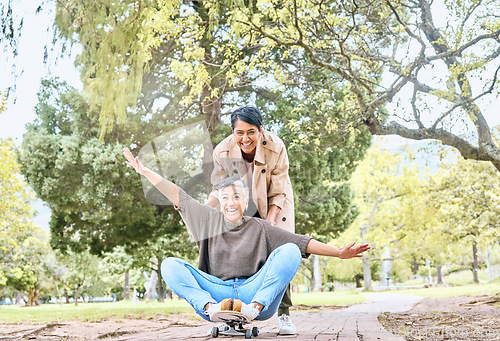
[176,189,312,280]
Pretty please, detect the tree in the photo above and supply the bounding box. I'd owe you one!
[229,0,500,170]
[0,138,39,289]
[432,152,500,283]
[127,231,198,301]
[347,145,442,288]
[35,1,372,249]
[20,78,189,255]
[20,3,372,296]
[266,73,372,239]
[6,230,50,306]
[263,74,372,290]
[5,1,500,172]
[57,248,101,305]
[52,0,270,140]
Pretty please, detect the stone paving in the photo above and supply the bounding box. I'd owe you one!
[114,293,423,341]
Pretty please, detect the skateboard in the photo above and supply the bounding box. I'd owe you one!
[210,311,259,339]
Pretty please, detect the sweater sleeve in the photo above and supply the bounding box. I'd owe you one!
[262,220,313,258]
[175,189,225,241]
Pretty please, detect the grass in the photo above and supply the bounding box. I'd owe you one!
[0,299,194,324]
[392,280,500,298]
[0,291,366,324]
[399,269,493,287]
[2,280,498,324]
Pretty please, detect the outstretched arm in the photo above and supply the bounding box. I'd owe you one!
[123,148,179,207]
[306,240,370,259]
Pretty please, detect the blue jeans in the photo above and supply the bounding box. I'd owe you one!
[161,243,302,321]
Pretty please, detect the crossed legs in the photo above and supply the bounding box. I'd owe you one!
[161,243,302,321]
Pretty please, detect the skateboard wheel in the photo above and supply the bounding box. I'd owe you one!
[211,326,219,338]
[245,329,252,338]
[252,327,259,336]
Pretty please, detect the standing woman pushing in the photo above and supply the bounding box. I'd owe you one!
[205,105,297,335]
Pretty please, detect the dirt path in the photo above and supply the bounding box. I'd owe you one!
[379,294,500,340]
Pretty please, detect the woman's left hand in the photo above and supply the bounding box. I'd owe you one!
[338,242,370,259]
[123,148,147,175]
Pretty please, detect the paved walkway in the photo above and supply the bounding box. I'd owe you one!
[114,293,423,340]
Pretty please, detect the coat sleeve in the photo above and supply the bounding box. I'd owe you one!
[209,148,229,201]
[267,145,289,209]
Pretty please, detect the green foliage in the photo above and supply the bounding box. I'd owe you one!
[19,78,194,257]
[348,146,429,255]
[49,0,373,245]
[433,157,500,246]
[55,0,153,136]
[53,0,268,134]
[264,71,372,240]
[0,138,40,288]
[395,281,500,298]
[4,230,51,305]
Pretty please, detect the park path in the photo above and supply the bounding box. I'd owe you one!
[114,293,423,341]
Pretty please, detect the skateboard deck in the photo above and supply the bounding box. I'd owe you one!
[211,310,251,324]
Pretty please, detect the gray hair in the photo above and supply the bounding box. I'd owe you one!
[218,176,249,202]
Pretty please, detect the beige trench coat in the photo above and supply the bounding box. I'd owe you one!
[209,130,295,233]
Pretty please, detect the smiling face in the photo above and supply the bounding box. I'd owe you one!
[233,119,262,155]
[220,184,248,224]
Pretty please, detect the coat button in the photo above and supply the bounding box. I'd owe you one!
[261,169,266,173]
[263,141,267,145]
[233,169,238,174]
[282,217,286,222]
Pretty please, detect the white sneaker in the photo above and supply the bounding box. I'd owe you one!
[237,301,260,320]
[278,314,297,335]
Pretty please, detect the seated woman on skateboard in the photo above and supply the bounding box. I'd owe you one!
[124,148,369,322]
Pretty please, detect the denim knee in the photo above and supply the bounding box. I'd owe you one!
[280,243,302,266]
[161,257,183,286]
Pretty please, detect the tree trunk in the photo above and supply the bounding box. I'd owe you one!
[15,292,22,305]
[54,281,62,306]
[201,84,222,193]
[196,0,223,195]
[360,197,378,291]
[426,259,432,285]
[312,255,323,292]
[354,274,362,288]
[26,289,41,306]
[362,255,372,291]
[472,242,480,284]
[74,285,79,306]
[436,265,444,286]
[27,289,35,306]
[300,269,312,293]
[479,247,493,282]
[124,271,130,300]
[361,224,372,291]
[156,258,166,302]
[64,289,69,304]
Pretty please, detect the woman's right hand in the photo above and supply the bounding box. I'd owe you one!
[123,148,147,175]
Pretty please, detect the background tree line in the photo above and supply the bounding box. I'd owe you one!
[1,0,499,302]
